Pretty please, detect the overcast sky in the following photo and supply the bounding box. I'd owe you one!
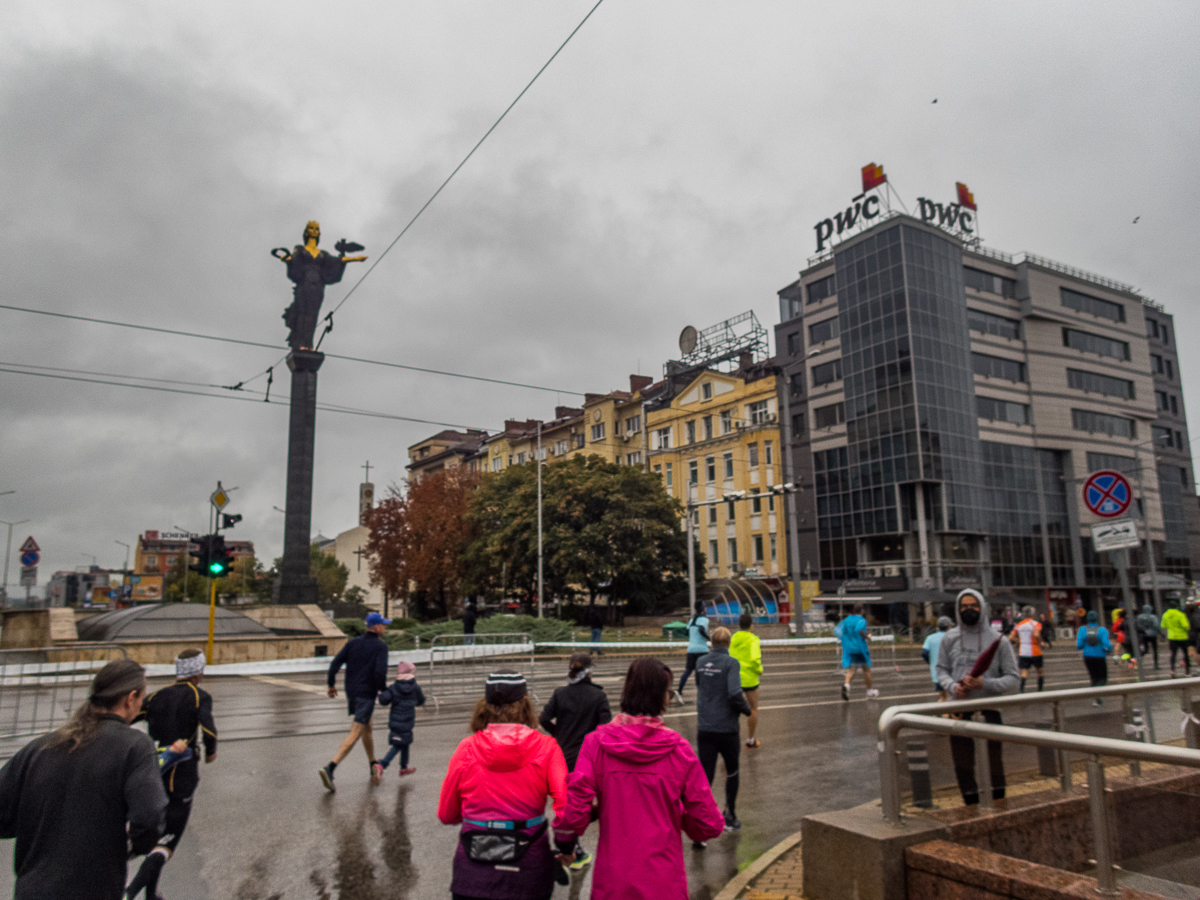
[2,1,1197,586]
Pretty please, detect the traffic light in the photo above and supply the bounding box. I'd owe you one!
[207,535,235,578]
[222,513,242,529]
[188,535,212,576]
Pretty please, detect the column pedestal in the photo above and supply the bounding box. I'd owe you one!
[277,349,324,605]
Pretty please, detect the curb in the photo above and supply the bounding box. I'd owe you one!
[713,829,803,900]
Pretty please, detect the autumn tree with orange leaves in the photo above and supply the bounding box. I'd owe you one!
[364,470,479,620]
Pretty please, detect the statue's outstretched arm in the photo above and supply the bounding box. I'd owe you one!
[342,255,367,263]
[270,247,292,262]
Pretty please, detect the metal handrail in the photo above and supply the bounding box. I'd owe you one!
[879,677,1200,894]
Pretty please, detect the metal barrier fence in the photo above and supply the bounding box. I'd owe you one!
[426,633,535,707]
[0,644,129,741]
[877,677,1200,893]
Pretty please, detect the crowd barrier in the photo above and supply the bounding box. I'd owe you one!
[0,644,128,741]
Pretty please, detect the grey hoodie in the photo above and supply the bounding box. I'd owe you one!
[936,591,1020,699]
[695,647,752,733]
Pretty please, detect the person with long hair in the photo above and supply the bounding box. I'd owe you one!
[539,652,611,869]
[557,658,724,899]
[674,601,709,703]
[438,670,570,900]
[0,658,167,900]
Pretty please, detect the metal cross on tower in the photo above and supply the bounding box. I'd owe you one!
[362,460,372,482]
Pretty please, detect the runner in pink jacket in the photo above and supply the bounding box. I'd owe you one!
[558,658,725,900]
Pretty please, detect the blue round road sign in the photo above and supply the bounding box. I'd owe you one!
[1083,470,1132,518]
[20,550,38,567]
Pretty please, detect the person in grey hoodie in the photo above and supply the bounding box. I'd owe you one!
[694,626,752,835]
[936,589,1020,806]
[1136,604,1160,670]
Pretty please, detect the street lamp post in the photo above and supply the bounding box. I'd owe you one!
[114,540,131,571]
[1,518,30,604]
[537,422,544,619]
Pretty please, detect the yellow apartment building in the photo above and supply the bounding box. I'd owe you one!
[407,430,488,482]
[646,365,787,580]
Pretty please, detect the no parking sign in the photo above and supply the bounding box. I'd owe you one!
[1082,470,1132,518]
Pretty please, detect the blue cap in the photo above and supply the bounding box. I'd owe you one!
[365,612,391,627]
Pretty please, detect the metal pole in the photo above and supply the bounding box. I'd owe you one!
[1054,701,1071,792]
[1135,463,1163,620]
[975,735,994,810]
[687,501,696,612]
[778,380,805,635]
[205,577,217,664]
[2,521,11,600]
[537,422,544,619]
[1087,755,1118,895]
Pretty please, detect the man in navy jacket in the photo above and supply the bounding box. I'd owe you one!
[320,612,391,792]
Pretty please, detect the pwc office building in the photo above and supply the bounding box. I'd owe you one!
[775,199,1200,616]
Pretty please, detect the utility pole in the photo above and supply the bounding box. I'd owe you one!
[778,381,806,635]
[537,422,545,618]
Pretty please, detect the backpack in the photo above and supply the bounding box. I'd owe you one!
[1085,624,1101,647]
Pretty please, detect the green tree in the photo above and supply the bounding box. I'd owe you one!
[464,455,690,615]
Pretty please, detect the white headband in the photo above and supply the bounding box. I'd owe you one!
[175,652,206,680]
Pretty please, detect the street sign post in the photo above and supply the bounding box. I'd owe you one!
[19,566,36,587]
[19,550,38,567]
[1082,471,1132,518]
[210,488,229,510]
[1091,519,1140,553]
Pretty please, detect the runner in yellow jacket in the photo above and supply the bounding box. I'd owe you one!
[730,613,763,748]
[1161,600,1192,676]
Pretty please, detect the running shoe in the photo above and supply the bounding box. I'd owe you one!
[371,762,383,786]
[569,850,593,870]
[399,767,416,776]
[866,688,880,699]
[841,683,850,701]
[673,689,684,706]
[691,841,707,850]
[723,810,741,831]
[745,738,761,748]
[319,763,336,792]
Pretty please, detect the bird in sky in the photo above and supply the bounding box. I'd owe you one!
[1132,216,1140,224]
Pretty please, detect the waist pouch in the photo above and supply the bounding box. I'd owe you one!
[460,821,547,864]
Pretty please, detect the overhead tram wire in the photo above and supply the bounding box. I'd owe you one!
[314,0,607,349]
[0,302,585,396]
[0,364,486,432]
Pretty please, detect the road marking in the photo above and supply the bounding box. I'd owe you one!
[248,675,328,695]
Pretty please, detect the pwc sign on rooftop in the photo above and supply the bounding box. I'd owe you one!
[813,165,979,251]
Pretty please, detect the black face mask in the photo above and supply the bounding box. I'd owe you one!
[960,608,981,626]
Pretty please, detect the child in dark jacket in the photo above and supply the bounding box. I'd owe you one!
[377,660,425,775]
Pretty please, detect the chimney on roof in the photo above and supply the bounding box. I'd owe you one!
[584,393,603,405]
[630,374,652,394]
[738,351,753,371]
[556,406,582,419]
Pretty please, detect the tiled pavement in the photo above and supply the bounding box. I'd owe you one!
[738,843,805,899]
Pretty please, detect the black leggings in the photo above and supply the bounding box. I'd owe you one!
[679,653,703,692]
[697,731,739,817]
[948,710,1005,806]
[1170,640,1192,673]
[1084,655,1108,687]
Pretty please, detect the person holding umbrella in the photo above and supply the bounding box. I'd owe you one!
[936,589,1020,806]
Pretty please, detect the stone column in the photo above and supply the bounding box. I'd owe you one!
[277,349,324,604]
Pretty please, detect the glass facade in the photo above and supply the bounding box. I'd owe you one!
[1158,462,1190,570]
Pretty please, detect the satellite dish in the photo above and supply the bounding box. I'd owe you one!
[679,325,698,356]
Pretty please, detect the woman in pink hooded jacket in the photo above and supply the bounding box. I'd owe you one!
[557,658,725,900]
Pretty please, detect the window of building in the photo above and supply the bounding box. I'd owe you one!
[146,555,157,567]
[765,440,773,466]
[747,400,771,424]
[705,456,716,482]
[1153,425,1176,448]
[624,452,640,465]
[748,443,759,467]
[665,463,673,487]
[492,457,502,472]
[770,533,777,562]
[723,452,733,479]
[1073,409,1135,439]
[703,416,713,440]
[709,539,719,566]
[807,273,836,304]
[726,500,736,519]
[1171,395,1178,415]
[1086,452,1136,475]
[625,415,641,434]
[517,452,527,464]
[689,460,698,484]
[720,410,732,434]
[590,423,606,442]
[753,535,764,562]
[977,396,1031,425]
[1063,327,1129,361]
[814,402,845,428]
[1157,390,1170,412]
[686,420,696,443]
[790,372,804,396]
[751,496,762,514]
[963,266,1017,298]
[786,332,801,356]
[1061,287,1125,322]
[1181,467,1189,488]
[1067,368,1134,399]
[653,464,661,477]
[701,382,713,400]
[708,505,717,525]
[727,538,739,564]
[574,434,585,449]
[555,439,568,455]
[508,455,514,465]
[791,413,805,438]
[811,360,842,386]
[809,317,839,344]
[1146,317,1169,344]
[968,308,1021,340]
[654,426,672,450]
[1151,354,1174,379]
[972,352,1026,382]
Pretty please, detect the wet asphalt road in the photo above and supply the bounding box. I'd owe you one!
[0,644,1187,899]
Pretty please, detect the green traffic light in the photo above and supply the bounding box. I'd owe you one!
[208,562,226,575]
